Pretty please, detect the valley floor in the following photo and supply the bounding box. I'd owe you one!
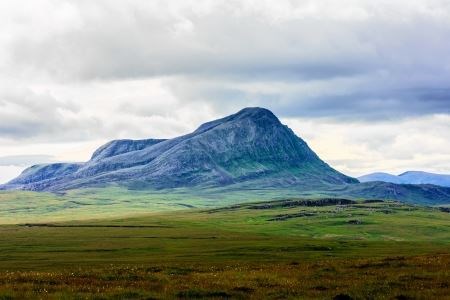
[0,198,449,299]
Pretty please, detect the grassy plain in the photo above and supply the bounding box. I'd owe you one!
[0,195,449,299]
[0,187,298,224]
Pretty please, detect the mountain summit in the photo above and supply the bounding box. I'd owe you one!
[4,107,357,191]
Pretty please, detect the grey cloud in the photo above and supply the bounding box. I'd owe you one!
[164,75,450,121]
[0,0,448,177]
[0,155,55,166]
[277,89,450,120]
[0,88,104,141]
[0,0,449,142]
[6,1,443,82]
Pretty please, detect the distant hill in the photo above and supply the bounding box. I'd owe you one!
[359,171,450,187]
[1,107,449,205]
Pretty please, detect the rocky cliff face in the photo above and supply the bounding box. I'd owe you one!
[8,163,82,186]
[4,107,358,191]
[90,139,167,161]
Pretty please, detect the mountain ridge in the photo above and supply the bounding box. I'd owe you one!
[2,107,449,205]
[2,107,357,191]
[359,171,450,187]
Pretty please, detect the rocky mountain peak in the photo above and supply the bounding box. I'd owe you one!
[3,107,358,191]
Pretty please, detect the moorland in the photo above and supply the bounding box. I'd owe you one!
[0,194,449,299]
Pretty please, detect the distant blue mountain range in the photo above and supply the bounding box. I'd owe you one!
[359,171,450,187]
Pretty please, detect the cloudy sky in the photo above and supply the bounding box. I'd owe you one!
[0,0,449,183]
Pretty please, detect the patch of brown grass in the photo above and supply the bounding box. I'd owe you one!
[0,254,448,299]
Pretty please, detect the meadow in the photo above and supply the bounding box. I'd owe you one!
[0,187,354,224]
[0,194,449,299]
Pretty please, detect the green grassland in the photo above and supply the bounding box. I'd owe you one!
[3,185,445,225]
[0,187,342,224]
[0,195,449,299]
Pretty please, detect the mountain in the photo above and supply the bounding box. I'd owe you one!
[358,172,403,184]
[91,138,167,161]
[324,181,450,205]
[399,171,450,187]
[359,171,450,187]
[8,163,83,186]
[2,107,449,205]
[2,107,357,191]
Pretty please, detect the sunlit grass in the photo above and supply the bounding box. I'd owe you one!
[0,198,449,298]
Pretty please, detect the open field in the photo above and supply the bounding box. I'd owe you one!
[0,197,449,299]
[0,188,303,224]
[2,186,448,225]
[0,188,356,224]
